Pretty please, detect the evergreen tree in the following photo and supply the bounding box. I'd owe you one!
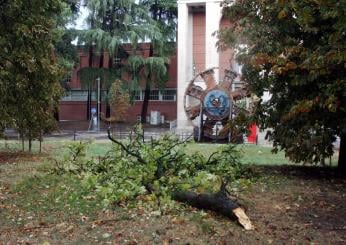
[78,0,154,120]
[0,0,64,151]
[220,0,346,172]
[137,0,177,123]
[78,0,177,123]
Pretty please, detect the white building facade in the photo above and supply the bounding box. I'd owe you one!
[177,0,232,131]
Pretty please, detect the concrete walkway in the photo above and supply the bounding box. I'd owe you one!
[3,126,183,142]
[2,121,275,145]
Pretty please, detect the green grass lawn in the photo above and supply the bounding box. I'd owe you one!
[0,139,339,166]
[187,143,295,165]
[0,139,343,244]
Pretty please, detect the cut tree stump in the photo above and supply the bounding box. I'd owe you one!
[172,191,254,230]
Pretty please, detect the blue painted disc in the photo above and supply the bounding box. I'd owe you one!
[203,90,231,119]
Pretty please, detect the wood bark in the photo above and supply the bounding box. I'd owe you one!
[140,42,154,124]
[172,191,239,217]
[338,133,346,176]
[28,134,32,152]
[39,130,42,153]
[106,57,113,118]
[172,190,254,230]
[21,134,24,151]
[141,3,157,124]
[141,83,151,123]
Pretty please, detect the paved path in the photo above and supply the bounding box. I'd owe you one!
[3,127,188,142]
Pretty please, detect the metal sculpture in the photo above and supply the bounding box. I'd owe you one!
[184,67,248,142]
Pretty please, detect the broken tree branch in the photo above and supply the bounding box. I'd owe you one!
[172,190,254,230]
[107,127,147,165]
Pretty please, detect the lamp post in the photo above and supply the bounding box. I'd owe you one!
[96,77,101,131]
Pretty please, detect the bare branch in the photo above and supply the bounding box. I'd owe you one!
[107,127,147,165]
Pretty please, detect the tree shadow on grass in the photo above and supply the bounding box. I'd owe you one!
[254,164,344,180]
[0,151,45,164]
[250,164,346,243]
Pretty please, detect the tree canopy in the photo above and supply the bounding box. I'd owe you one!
[220,0,346,171]
[77,0,177,122]
[0,0,66,150]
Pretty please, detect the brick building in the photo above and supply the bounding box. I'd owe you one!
[59,0,241,126]
[59,44,178,123]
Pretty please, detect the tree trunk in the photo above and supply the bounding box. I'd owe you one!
[172,191,239,217]
[338,134,346,175]
[140,44,154,124]
[39,130,42,153]
[28,136,32,152]
[106,57,113,118]
[141,83,151,124]
[172,190,254,230]
[21,133,24,151]
[53,106,59,121]
[106,91,111,118]
[87,85,92,120]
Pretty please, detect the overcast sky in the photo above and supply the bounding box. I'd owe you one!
[73,5,89,30]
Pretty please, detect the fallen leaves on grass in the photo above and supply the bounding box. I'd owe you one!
[0,152,44,164]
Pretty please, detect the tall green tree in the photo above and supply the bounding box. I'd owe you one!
[78,0,177,123]
[54,0,80,71]
[137,0,177,123]
[0,0,65,151]
[78,0,153,120]
[219,0,346,172]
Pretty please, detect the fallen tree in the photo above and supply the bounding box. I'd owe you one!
[53,125,254,230]
[106,126,254,230]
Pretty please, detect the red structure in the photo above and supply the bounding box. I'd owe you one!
[247,124,257,144]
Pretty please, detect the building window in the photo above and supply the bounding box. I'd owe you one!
[232,80,244,91]
[61,90,107,102]
[60,74,72,90]
[130,89,177,102]
[233,61,243,75]
[162,89,176,101]
[149,90,160,101]
[61,90,88,101]
[65,74,72,84]
[113,57,121,66]
[132,90,142,101]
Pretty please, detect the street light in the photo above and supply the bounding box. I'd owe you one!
[96,77,101,131]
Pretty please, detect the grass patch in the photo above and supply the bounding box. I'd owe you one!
[0,139,344,244]
[15,174,102,216]
[0,174,104,231]
[1,139,338,166]
[0,139,337,223]
[186,143,294,165]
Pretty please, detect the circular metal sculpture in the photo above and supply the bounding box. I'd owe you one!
[184,67,248,142]
[203,89,231,120]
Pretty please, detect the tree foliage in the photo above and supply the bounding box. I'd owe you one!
[78,0,177,122]
[81,0,160,53]
[220,0,346,170]
[53,0,80,75]
[0,0,65,150]
[53,126,248,207]
[108,79,130,122]
[136,0,177,123]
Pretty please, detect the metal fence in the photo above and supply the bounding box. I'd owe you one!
[109,126,192,142]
